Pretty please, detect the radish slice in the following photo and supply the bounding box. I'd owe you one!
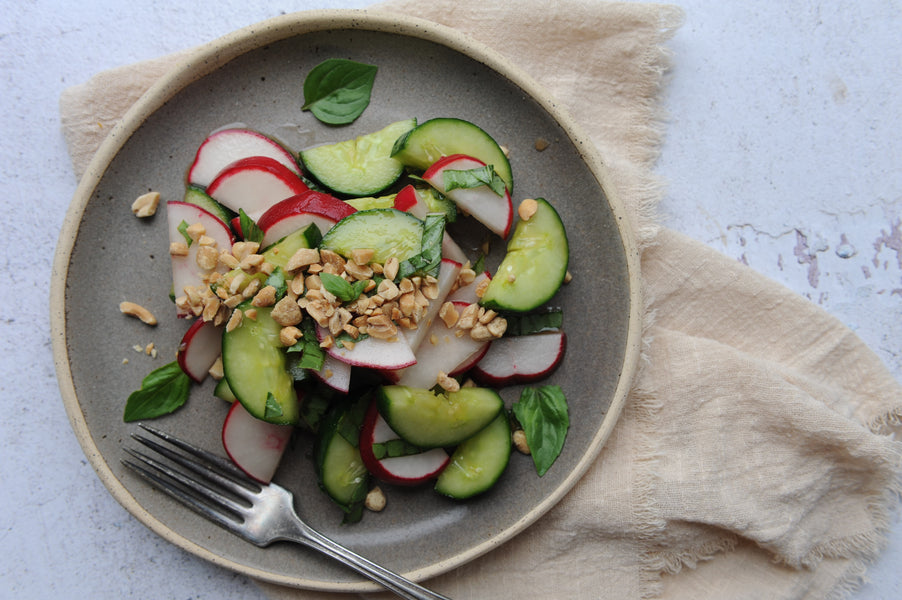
[257,191,356,248]
[221,400,294,483]
[422,154,513,238]
[317,327,416,370]
[400,258,461,352]
[188,128,300,188]
[396,301,490,389]
[167,201,235,316]
[176,319,222,383]
[400,184,469,263]
[359,400,449,486]
[313,353,352,393]
[447,270,491,304]
[206,156,309,220]
[471,331,567,386]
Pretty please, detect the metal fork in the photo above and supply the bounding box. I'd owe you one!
[122,424,451,600]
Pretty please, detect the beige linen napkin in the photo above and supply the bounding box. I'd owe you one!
[59,1,902,599]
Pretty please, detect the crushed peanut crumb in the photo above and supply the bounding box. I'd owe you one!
[131,191,160,217]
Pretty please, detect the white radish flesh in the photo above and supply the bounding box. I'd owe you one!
[188,128,300,188]
[221,400,294,483]
[472,331,566,386]
[176,318,222,383]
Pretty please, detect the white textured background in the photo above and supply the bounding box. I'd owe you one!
[1,1,899,598]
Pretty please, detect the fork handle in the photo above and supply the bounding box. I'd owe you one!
[285,523,452,600]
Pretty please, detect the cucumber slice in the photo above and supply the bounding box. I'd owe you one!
[315,400,370,516]
[320,208,424,263]
[344,193,397,211]
[261,222,322,270]
[390,117,513,192]
[377,386,504,448]
[418,187,457,223]
[213,378,237,402]
[480,198,569,312]
[222,302,298,425]
[300,118,416,196]
[434,411,511,499]
[183,185,236,225]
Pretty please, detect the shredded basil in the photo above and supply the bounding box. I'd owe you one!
[512,385,570,476]
[287,318,326,371]
[397,214,446,280]
[372,439,422,460]
[302,59,378,125]
[239,209,264,244]
[443,165,506,197]
[505,309,563,336]
[123,361,191,422]
[177,220,193,246]
[265,267,288,301]
[319,272,369,302]
[263,391,284,420]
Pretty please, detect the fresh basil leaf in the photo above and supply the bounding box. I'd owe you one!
[397,214,446,280]
[512,385,569,476]
[472,252,486,275]
[265,267,288,301]
[177,220,193,246]
[505,309,563,336]
[443,165,506,197]
[336,398,368,448]
[123,361,191,422]
[239,209,264,245]
[287,318,326,371]
[335,330,368,348]
[264,392,284,420]
[285,353,311,383]
[302,58,378,125]
[320,272,368,302]
[298,386,333,433]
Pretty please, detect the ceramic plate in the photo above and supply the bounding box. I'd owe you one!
[51,10,641,592]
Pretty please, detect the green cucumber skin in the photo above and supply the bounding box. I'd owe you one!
[261,223,322,270]
[300,118,416,197]
[377,386,504,449]
[480,198,569,312]
[390,117,513,193]
[183,185,235,224]
[320,208,424,263]
[434,411,512,499]
[222,303,299,425]
[315,402,370,512]
[213,378,237,402]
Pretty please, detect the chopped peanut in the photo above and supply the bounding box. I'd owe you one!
[365,486,386,512]
[436,371,461,392]
[131,191,160,217]
[513,429,531,455]
[119,301,157,326]
[169,242,189,256]
[279,326,303,347]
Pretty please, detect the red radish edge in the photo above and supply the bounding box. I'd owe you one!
[422,154,513,238]
[358,400,450,486]
[471,331,567,387]
[392,184,419,212]
[204,157,309,223]
[221,401,294,483]
[188,128,300,188]
[176,318,222,383]
[316,326,417,370]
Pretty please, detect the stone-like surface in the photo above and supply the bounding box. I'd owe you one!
[1,1,898,599]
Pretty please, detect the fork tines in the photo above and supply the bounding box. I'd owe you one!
[122,424,258,528]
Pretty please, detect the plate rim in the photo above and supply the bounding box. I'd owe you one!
[50,8,643,591]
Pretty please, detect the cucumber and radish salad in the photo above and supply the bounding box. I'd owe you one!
[125,61,572,522]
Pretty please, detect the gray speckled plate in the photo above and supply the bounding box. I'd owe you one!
[50,10,642,592]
